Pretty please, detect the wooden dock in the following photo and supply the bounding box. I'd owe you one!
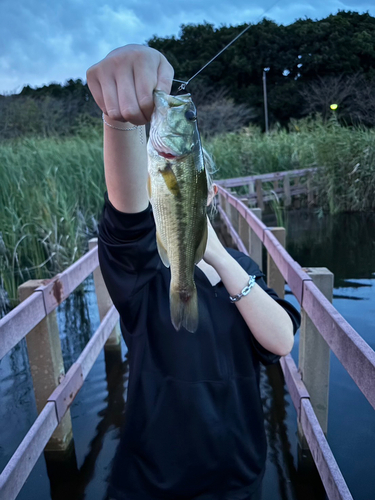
[1,170,374,499]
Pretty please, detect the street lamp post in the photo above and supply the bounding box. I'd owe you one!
[263,68,270,133]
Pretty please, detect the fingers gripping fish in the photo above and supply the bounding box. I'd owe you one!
[147,90,208,333]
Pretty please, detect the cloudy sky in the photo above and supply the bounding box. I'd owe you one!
[0,0,374,94]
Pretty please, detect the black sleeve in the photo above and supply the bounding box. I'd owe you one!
[227,249,301,366]
[97,193,160,316]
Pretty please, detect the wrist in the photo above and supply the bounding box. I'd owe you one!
[205,247,231,272]
[102,113,138,129]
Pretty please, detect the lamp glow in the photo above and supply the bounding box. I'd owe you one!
[330,103,338,110]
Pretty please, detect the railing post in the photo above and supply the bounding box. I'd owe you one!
[89,238,121,351]
[266,227,286,298]
[18,281,73,452]
[217,192,232,247]
[218,191,226,213]
[248,181,256,207]
[229,201,239,232]
[298,267,333,446]
[249,208,263,270]
[238,200,250,253]
[255,179,264,210]
[307,172,314,205]
[283,174,291,207]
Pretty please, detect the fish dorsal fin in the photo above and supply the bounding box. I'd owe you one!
[194,221,208,265]
[160,164,180,196]
[156,231,170,268]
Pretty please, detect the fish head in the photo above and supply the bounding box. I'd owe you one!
[149,90,201,159]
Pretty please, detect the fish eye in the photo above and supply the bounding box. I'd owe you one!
[185,110,197,122]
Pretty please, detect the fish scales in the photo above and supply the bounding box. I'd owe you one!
[147,90,208,333]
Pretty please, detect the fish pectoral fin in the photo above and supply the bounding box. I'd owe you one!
[194,222,208,265]
[147,174,152,201]
[156,231,170,268]
[159,164,180,196]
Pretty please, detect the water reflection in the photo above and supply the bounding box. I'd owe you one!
[57,282,93,371]
[261,364,327,500]
[1,211,374,500]
[45,350,129,500]
[283,210,375,284]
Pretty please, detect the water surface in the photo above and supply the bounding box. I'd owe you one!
[0,210,374,500]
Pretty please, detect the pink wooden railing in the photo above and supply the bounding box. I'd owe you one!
[0,244,119,500]
[218,184,375,500]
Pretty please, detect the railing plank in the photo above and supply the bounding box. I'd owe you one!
[0,403,58,500]
[0,292,45,360]
[280,355,310,419]
[280,355,353,500]
[301,399,353,500]
[36,246,99,314]
[215,167,319,188]
[47,305,119,421]
[217,206,249,256]
[0,305,119,500]
[0,246,99,361]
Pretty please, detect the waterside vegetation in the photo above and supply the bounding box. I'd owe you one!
[0,118,374,313]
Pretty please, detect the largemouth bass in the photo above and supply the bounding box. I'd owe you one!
[147,90,208,333]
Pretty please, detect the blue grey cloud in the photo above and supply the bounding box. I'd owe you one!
[0,0,373,93]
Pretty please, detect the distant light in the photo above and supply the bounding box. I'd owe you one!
[264,67,270,72]
[330,103,338,110]
[282,69,290,76]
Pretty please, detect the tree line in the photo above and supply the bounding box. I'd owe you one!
[1,10,375,139]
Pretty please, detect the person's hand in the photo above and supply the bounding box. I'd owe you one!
[203,218,227,269]
[86,44,174,125]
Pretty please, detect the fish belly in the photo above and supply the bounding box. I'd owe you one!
[150,156,207,332]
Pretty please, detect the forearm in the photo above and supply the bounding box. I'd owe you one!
[86,44,174,214]
[213,252,294,356]
[103,116,148,213]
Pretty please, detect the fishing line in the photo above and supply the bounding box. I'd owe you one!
[173,0,284,92]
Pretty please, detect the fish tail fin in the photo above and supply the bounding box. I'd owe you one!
[170,283,198,333]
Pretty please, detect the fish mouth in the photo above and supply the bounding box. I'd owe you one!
[158,151,177,159]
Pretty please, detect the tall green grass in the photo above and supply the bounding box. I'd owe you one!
[0,130,105,310]
[1,117,374,312]
[205,116,375,213]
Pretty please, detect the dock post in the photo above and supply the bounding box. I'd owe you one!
[298,268,333,445]
[89,238,121,351]
[249,208,263,270]
[217,192,232,247]
[238,199,250,253]
[307,172,314,205]
[18,281,73,452]
[248,182,256,207]
[266,227,286,299]
[255,179,264,210]
[283,175,291,207]
[229,201,239,233]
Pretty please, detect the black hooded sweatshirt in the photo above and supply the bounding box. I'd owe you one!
[98,194,300,500]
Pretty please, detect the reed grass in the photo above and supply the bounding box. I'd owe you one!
[0,130,105,309]
[205,115,375,213]
[1,117,374,313]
